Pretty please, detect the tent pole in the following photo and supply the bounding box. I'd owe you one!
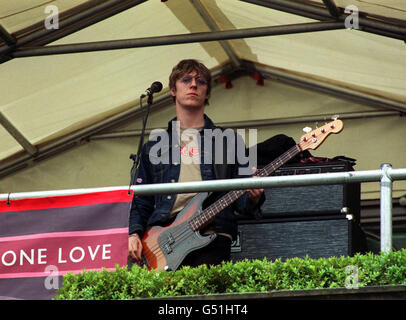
[255,66,406,114]
[0,24,16,46]
[322,0,340,18]
[189,0,241,68]
[0,112,38,156]
[241,0,406,41]
[0,0,147,57]
[11,21,344,58]
[88,111,400,140]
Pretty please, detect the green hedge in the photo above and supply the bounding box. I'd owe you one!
[55,249,406,300]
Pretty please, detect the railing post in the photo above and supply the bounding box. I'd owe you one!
[380,163,393,253]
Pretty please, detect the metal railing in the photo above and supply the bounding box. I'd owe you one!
[1,164,406,253]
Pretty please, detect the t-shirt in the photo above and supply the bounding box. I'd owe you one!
[170,127,203,217]
[169,127,232,240]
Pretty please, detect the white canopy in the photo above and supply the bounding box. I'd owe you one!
[1,0,406,199]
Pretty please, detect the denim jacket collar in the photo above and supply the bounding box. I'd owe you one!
[166,114,217,133]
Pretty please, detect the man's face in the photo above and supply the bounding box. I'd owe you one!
[171,71,209,109]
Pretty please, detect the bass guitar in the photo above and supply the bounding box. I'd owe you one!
[141,119,344,271]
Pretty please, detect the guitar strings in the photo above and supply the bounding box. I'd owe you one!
[147,130,327,261]
[142,143,309,265]
[141,190,241,260]
[142,189,246,261]
[142,146,304,262]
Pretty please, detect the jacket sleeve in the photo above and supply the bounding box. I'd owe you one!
[231,172,265,219]
[231,132,265,219]
[128,144,155,236]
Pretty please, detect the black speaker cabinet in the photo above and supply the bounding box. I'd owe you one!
[258,161,361,221]
[231,217,367,262]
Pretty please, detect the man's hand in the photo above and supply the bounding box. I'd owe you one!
[128,233,143,264]
[247,167,264,206]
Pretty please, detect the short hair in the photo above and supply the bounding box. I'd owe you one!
[169,59,212,105]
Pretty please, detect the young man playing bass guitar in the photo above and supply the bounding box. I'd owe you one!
[128,59,264,270]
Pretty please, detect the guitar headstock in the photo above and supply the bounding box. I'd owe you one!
[298,119,343,151]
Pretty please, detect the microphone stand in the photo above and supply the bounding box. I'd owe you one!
[128,92,153,195]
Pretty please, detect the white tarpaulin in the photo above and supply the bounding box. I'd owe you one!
[0,0,406,200]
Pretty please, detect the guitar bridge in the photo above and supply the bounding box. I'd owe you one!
[161,232,175,254]
[167,233,175,244]
[163,243,172,254]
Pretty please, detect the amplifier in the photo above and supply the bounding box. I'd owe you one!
[257,160,360,221]
[231,217,366,262]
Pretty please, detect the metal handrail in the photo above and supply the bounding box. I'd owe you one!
[1,164,406,252]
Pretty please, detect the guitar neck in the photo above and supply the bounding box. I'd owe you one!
[189,144,301,231]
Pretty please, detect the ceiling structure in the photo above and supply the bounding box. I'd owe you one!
[0,0,406,179]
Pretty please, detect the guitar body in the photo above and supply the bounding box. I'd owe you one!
[141,192,216,271]
[140,119,343,271]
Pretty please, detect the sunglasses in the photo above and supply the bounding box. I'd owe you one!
[180,75,208,87]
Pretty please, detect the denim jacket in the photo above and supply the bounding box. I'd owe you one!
[129,114,264,240]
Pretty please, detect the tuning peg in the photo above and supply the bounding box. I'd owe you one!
[302,127,312,133]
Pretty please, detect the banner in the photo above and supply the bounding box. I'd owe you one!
[0,189,132,300]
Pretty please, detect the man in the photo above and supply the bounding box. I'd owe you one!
[128,59,264,268]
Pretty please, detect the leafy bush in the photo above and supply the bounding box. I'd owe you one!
[55,249,406,300]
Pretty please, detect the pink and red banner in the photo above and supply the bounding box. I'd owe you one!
[0,189,132,300]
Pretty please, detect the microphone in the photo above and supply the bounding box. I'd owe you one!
[145,81,163,96]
